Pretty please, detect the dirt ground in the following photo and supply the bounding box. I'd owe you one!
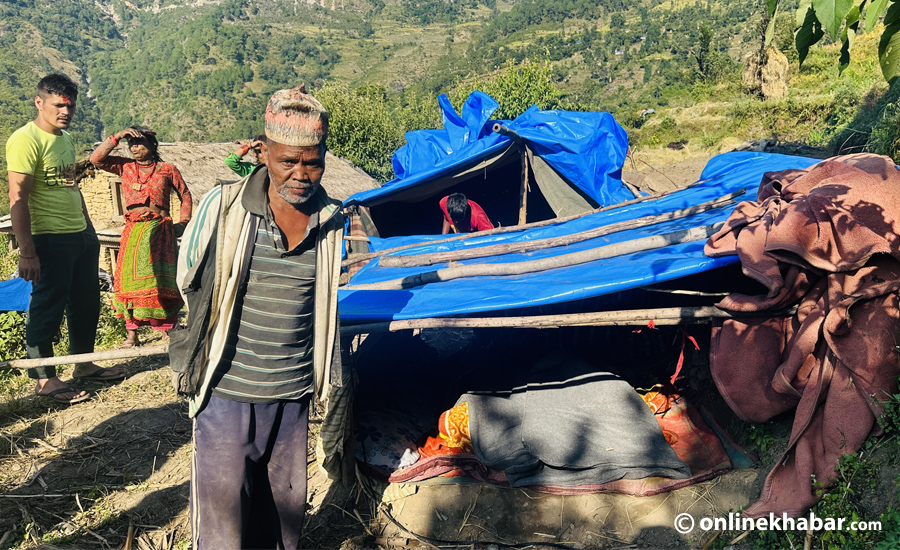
[1,335,776,550]
[1,148,896,550]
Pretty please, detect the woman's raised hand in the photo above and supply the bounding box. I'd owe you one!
[116,128,144,140]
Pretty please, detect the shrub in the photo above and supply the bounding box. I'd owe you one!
[450,60,563,120]
[0,311,27,362]
[316,83,441,183]
[316,82,406,182]
[869,101,900,162]
[659,116,677,131]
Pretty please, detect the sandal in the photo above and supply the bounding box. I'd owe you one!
[73,367,126,382]
[37,387,91,404]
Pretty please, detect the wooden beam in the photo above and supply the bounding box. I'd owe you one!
[0,345,169,371]
[344,223,724,290]
[518,150,529,225]
[340,306,753,334]
[380,191,742,268]
[342,175,722,268]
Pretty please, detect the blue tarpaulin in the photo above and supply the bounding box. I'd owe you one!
[339,151,821,323]
[0,277,31,312]
[345,91,633,208]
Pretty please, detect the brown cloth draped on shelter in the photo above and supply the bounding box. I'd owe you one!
[704,153,900,518]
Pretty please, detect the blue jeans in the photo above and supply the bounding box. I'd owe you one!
[25,227,100,379]
[191,396,310,550]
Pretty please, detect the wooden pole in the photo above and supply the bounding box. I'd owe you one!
[341,175,722,268]
[344,222,724,290]
[0,345,169,371]
[380,191,742,268]
[518,149,529,225]
[340,305,754,334]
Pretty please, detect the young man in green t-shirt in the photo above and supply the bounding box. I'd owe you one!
[6,74,123,404]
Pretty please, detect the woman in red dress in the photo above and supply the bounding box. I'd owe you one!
[90,126,192,348]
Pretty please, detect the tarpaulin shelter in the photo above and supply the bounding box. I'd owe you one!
[344,91,633,238]
[335,93,825,517]
[339,91,820,324]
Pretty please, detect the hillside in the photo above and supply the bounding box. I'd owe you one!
[0,0,898,208]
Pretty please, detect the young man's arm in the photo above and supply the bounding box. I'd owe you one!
[79,191,93,228]
[8,171,41,284]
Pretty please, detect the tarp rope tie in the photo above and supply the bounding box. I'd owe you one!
[670,326,700,385]
[632,319,656,333]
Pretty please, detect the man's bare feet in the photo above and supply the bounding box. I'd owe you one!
[72,362,125,382]
[35,377,90,404]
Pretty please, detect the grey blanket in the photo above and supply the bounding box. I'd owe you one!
[460,352,690,487]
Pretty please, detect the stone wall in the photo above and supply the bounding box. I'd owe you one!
[81,172,118,230]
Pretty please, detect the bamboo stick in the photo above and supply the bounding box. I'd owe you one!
[518,150,529,225]
[341,175,721,268]
[344,223,724,290]
[0,345,169,371]
[380,191,743,268]
[340,306,748,334]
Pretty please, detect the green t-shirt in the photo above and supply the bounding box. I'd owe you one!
[224,152,256,177]
[6,121,87,235]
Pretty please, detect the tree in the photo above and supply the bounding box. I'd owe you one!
[451,60,564,120]
[770,0,900,81]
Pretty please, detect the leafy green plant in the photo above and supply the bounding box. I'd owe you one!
[812,449,881,549]
[746,423,776,455]
[0,311,27,362]
[748,441,894,550]
[869,99,900,162]
[767,0,899,81]
[95,297,128,350]
[875,378,900,458]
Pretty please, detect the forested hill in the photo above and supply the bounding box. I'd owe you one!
[0,0,809,208]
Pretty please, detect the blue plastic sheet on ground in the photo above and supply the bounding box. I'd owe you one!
[0,277,31,312]
[338,152,821,323]
[345,91,633,208]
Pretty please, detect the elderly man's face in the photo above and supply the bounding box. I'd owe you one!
[263,140,325,206]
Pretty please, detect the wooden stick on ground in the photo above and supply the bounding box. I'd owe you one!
[342,174,722,268]
[380,191,743,268]
[0,345,169,371]
[344,223,724,291]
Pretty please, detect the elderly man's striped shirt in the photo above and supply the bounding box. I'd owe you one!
[212,209,319,403]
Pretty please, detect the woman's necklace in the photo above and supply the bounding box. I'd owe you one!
[132,162,157,190]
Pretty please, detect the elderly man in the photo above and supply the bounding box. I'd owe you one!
[174,86,344,549]
[6,73,123,405]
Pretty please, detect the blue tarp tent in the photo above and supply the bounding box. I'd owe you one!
[343,92,634,239]
[339,93,821,324]
[347,91,633,213]
[340,151,820,323]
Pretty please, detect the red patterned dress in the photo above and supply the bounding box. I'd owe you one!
[90,137,193,331]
